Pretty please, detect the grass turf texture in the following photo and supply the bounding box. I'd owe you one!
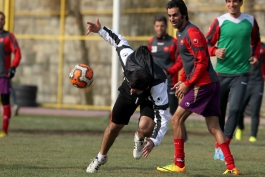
[0,114,265,177]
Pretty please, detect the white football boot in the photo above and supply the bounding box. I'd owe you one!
[86,156,108,173]
[133,132,146,159]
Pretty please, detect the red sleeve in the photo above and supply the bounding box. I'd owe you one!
[251,18,261,59]
[167,38,183,75]
[205,18,220,56]
[147,38,153,52]
[184,28,210,87]
[8,33,21,67]
[167,54,182,75]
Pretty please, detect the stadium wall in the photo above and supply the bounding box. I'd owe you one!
[2,0,265,116]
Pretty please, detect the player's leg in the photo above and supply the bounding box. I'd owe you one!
[158,85,208,173]
[235,85,250,140]
[86,92,138,173]
[218,76,230,132]
[133,100,155,159]
[205,116,239,175]
[0,94,11,137]
[0,78,11,137]
[157,106,191,173]
[202,82,239,175]
[10,85,19,116]
[224,75,248,141]
[248,84,264,142]
[168,90,188,141]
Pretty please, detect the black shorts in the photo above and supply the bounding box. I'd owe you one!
[111,82,154,125]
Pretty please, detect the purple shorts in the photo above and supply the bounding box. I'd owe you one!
[179,82,221,117]
[0,78,11,94]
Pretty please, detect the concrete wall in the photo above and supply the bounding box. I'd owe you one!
[10,0,265,115]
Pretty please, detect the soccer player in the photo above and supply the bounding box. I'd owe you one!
[156,0,239,175]
[85,18,171,173]
[148,15,187,140]
[206,0,261,160]
[235,42,265,142]
[0,11,21,137]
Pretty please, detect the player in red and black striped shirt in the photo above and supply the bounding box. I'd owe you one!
[0,11,21,137]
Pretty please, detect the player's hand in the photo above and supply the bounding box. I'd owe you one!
[215,48,226,59]
[142,138,154,158]
[249,56,258,66]
[175,82,189,99]
[86,18,101,35]
[171,81,182,91]
[8,66,16,79]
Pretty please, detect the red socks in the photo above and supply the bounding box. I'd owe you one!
[219,142,235,170]
[215,137,231,148]
[2,105,11,134]
[215,140,219,148]
[174,139,185,168]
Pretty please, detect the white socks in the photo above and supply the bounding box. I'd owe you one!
[97,152,107,163]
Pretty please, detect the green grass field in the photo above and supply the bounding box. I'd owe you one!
[0,114,264,177]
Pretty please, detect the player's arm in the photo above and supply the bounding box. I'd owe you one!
[250,18,261,60]
[142,81,170,157]
[183,28,209,87]
[167,54,183,75]
[205,18,220,56]
[149,82,170,147]
[86,18,134,67]
[8,33,21,67]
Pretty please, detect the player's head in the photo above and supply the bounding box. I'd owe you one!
[0,11,5,31]
[166,0,189,21]
[153,15,168,38]
[166,0,188,30]
[225,0,242,2]
[130,69,152,94]
[225,0,243,17]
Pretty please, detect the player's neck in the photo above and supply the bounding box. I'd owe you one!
[229,12,241,19]
[156,33,167,40]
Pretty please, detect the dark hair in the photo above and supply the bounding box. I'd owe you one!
[225,0,242,2]
[154,15,167,26]
[130,69,152,90]
[166,0,189,20]
[0,11,5,19]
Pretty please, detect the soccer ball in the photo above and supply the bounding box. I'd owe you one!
[69,64,94,88]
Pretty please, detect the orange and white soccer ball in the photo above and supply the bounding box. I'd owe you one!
[69,64,94,88]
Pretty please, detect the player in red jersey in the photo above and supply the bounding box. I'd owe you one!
[148,15,187,140]
[0,11,21,137]
[156,0,239,175]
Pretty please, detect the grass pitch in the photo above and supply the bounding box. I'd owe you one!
[0,114,264,177]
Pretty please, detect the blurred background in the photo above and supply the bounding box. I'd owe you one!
[1,0,265,116]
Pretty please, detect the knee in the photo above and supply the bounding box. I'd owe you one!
[1,94,10,105]
[138,118,155,136]
[207,126,215,135]
[171,115,183,126]
[107,122,124,133]
[229,106,240,115]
